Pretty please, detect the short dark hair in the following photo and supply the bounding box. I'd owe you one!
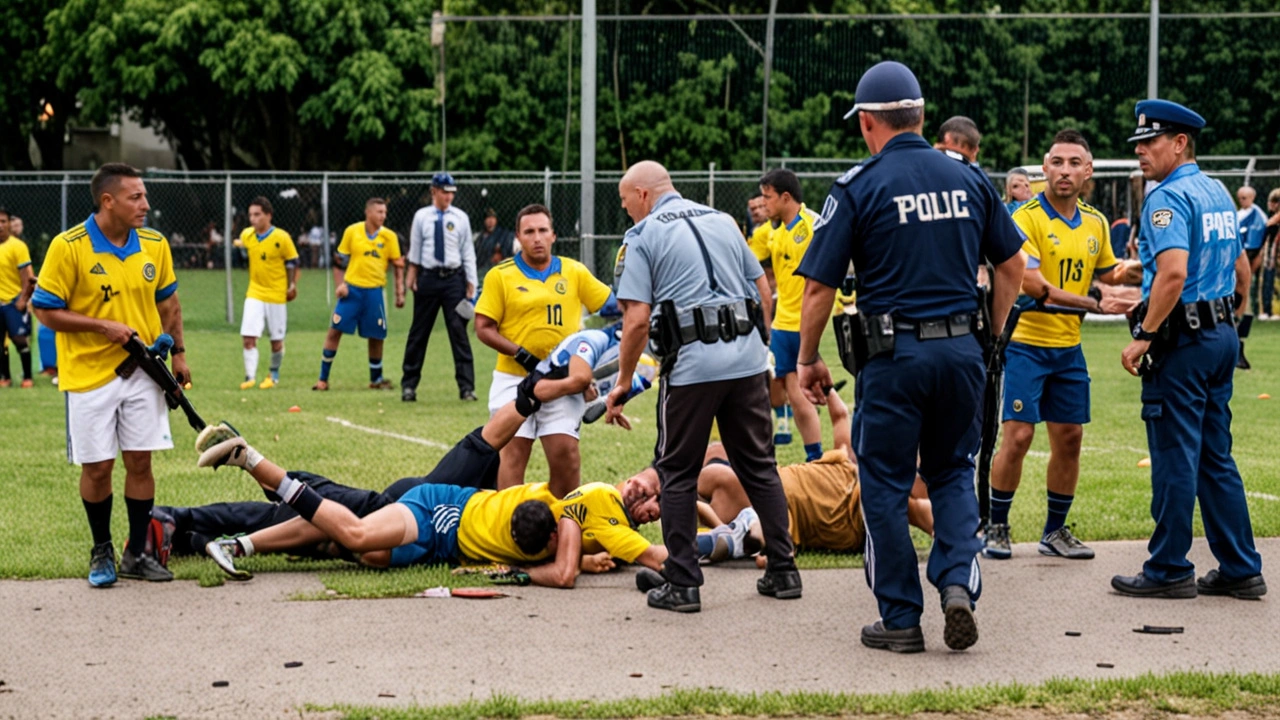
[939,116,981,150]
[870,106,925,132]
[365,197,387,208]
[759,168,803,204]
[248,196,274,216]
[1007,167,1030,178]
[511,500,556,555]
[515,204,552,233]
[748,191,762,201]
[89,163,143,211]
[0,206,9,220]
[1051,128,1091,155]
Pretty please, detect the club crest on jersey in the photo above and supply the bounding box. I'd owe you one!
[793,226,809,244]
[555,280,567,295]
[446,222,456,232]
[142,263,156,282]
[1087,237,1100,255]
[1013,399,1024,412]
[1151,209,1173,228]
[89,263,107,275]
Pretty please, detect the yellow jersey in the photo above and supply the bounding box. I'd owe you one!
[338,223,400,289]
[553,482,650,563]
[747,221,772,264]
[33,217,177,393]
[769,205,818,332]
[0,236,33,302]
[475,255,612,376]
[457,482,558,565]
[1011,195,1115,348]
[238,226,298,303]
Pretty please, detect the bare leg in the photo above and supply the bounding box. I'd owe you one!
[990,421,1035,494]
[696,463,752,526]
[481,402,533,451]
[1044,422,1083,496]
[784,373,822,447]
[497,438,534,490]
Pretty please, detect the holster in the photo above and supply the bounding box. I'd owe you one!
[832,311,894,376]
[1129,301,1173,376]
[649,299,682,357]
[746,299,769,345]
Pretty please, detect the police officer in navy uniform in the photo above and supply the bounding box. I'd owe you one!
[1112,100,1267,600]
[604,160,800,613]
[795,62,1026,653]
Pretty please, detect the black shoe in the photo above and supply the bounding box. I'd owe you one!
[860,621,925,653]
[401,387,416,402]
[1197,569,1267,599]
[460,389,478,402]
[1237,342,1251,370]
[1110,571,1197,599]
[757,569,802,599]
[635,567,665,592]
[941,585,978,650]
[647,582,701,613]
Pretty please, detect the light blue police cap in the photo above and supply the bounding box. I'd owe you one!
[842,61,924,120]
[1127,99,1205,143]
[432,172,457,192]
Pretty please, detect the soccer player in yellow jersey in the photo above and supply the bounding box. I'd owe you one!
[32,163,191,587]
[760,168,825,461]
[235,196,299,389]
[475,204,612,496]
[312,198,405,391]
[0,207,36,388]
[985,130,1143,561]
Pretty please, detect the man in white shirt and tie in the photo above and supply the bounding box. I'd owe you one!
[401,173,478,402]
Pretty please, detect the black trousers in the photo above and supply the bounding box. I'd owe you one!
[654,371,796,587]
[401,270,474,393]
[160,427,501,556]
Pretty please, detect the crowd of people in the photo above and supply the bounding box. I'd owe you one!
[3,58,1273,657]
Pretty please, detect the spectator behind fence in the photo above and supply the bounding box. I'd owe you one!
[474,207,514,296]
[1005,168,1032,215]
[936,115,982,164]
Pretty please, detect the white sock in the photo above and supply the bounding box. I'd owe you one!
[244,347,259,381]
[270,349,284,378]
[237,536,255,557]
[243,446,263,471]
[275,474,304,504]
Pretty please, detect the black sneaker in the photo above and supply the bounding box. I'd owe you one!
[118,550,174,582]
[635,567,665,592]
[647,583,701,613]
[757,568,803,599]
[860,621,925,653]
[1110,571,1196,599]
[941,585,978,651]
[460,389,478,401]
[402,387,417,402]
[1197,569,1267,599]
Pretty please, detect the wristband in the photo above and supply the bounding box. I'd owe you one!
[514,347,540,372]
[797,353,822,367]
[171,346,186,355]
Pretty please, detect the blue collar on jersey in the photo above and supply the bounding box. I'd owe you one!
[1158,162,1199,186]
[86,215,141,260]
[366,226,381,240]
[255,226,275,242]
[514,253,562,282]
[1034,192,1082,230]
[784,208,805,231]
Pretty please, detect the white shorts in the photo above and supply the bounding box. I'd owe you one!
[66,372,173,464]
[488,370,584,440]
[240,298,287,341]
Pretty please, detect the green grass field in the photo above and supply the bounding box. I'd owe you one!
[3,268,1280,593]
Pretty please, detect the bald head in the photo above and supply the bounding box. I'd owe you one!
[1237,185,1257,208]
[619,160,678,223]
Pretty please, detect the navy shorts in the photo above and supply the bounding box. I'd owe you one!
[331,284,388,339]
[770,329,801,376]
[389,484,479,567]
[1002,342,1090,425]
[1,302,31,339]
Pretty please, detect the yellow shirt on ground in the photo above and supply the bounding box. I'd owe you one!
[457,482,557,565]
[238,226,298,303]
[475,255,612,376]
[1011,194,1114,348]
[552,483,650,563]
[34,217,176,393]
[769,205,818,332]
[0,236,32,302]
[338,223,400,289]
[778,449,863,552]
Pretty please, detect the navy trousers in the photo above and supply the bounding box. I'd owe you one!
[853,332,985,630]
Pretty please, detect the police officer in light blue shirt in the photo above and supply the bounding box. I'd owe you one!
[794,61,1026,653]
[605,160,800,614]
[1113,99,1266,600]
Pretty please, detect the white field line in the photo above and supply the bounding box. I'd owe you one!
[1247,491,1280,502]
[325,416,451,450]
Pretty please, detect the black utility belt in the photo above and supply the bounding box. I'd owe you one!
[893,312,976,340]
[650,299,766,357]
[1176,296,1233,332]
[833,311,980,377]
[418,264,462,278]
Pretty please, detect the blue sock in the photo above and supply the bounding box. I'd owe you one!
[990,488,1015,526]
[695,533,715,557]
[319,348,336,382]
[774,406,786,419]
[369,356,383,383]
[804,442,823,462]
[1044,491,1074,536]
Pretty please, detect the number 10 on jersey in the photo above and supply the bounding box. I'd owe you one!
[546,304,563,326]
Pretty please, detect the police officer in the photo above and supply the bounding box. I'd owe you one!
[604,160,800,613]
[795,61,1026,653]
[1112,100,1266,600]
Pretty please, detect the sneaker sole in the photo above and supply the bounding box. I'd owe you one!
[860,632,925,654]
[764,587,803,600]
[982,548,1012,560]
[118,571,173,582]
[1110,578,1197,599]
[943,603,979,651]
[648,598,701,613]
[1037,543,1095,560]
[88,574,117,588]
[582,402,607,424]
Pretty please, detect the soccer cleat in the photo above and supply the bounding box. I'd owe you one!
[709,507,759,563]
[582,398,607,424]
[647,583,701,613]
[198,436,250,469]
[118,549,174,582]
[1196,569,1267,599]
[20,378,33,388]
[258,377,276,390]
[1038,526,1094,559]
[195,421,241,454]
[982,523,1012,560]
[88,542,117,588]
[1110,572,1197,599]
[239,379,256,390]
[205,539,253,581]
[861,621,925,653]
[941,585,978,650]
[312,380,330,391]
[369,379,394,390]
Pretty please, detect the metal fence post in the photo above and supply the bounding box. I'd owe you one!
[60,174,69,231]
[708,162,716,206]
[544,166,552,212]
[579,0,597,276]
[223,173,234,324]
[1148,0,1159,98]
[322,172,332,308]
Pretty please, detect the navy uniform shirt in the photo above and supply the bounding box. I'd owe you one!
[798,134,1023,319]
[1138,163,1239,303]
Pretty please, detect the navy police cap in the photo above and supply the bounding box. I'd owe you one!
[1127,99,1205,143]
[843,61,924,120]
[432,172,457,192]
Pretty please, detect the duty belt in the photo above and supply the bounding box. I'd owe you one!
[1177,296,1232,332]
[419,264,462,278]
[892,312,976,340]
[675,299,756,346]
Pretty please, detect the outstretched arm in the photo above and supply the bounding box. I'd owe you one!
[522,518,583,588]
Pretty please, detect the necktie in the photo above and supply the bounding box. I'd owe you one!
[433,212,446,264]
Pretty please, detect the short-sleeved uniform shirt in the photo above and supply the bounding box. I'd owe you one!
[798,136,1024,320]
[238,226,298,304]
[33,216,177,392]
[338,223,400,289]
[476,255,612,376]
[770,205,819,332]
[1138,163,1240,303]
[456,482,558,565]
[1011,193,1115,348]
[614,192,769,386]
[553,482,650,563]
[1238,204,1268,252]
[747,222,773,265]
[537,328,619,375]
[778,449,863,552]
[0,236,32,303]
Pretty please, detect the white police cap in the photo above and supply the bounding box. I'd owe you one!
[842,61,925,120]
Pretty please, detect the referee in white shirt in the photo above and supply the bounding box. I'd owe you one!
[401,172,478,402]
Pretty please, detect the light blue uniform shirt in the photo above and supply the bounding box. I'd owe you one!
[1138,163,1241,303]
[614,192,768,387]
[408,204,477,286]
[1238,204,1268,252]
[539,329,618,373]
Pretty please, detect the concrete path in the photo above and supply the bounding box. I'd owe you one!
[2,538,1276,719]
